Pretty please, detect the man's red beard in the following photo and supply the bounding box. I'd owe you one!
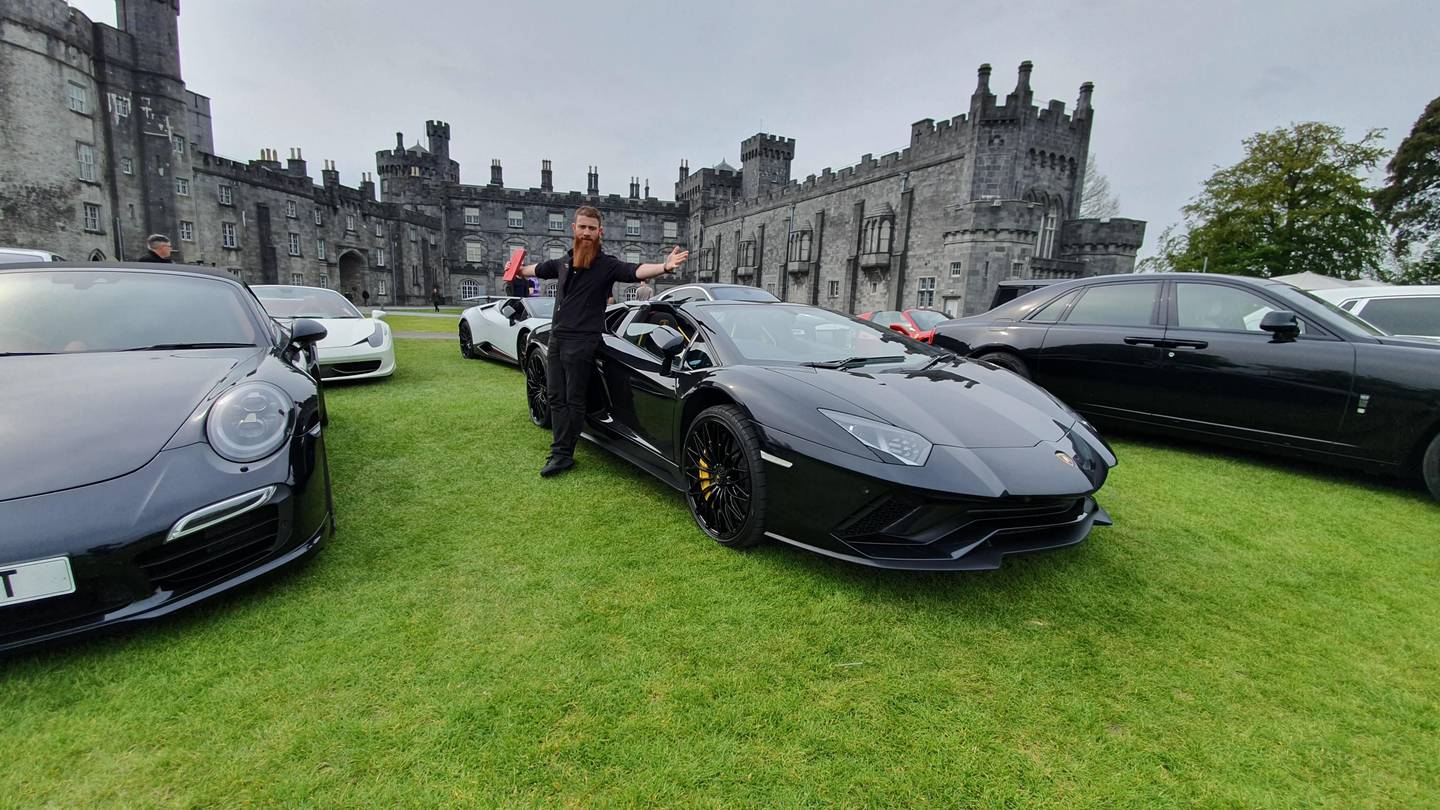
[572,235,600,269]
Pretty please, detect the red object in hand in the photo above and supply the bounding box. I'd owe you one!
[503,247,527,282]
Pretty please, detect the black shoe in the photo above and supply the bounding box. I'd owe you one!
[540,456,575,477]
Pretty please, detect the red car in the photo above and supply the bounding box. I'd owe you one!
[858,308,950,343]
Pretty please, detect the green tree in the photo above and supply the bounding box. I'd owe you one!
[1162,122,1389,279]
[1374,96,1440,284]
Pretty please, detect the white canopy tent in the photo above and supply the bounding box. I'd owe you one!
[1270,271,1387,291]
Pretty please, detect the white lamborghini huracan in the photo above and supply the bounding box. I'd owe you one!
[459,296,554,365]
[252,285,395,381]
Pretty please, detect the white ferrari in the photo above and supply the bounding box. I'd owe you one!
[252,285,395,381]
[459,296,554,365]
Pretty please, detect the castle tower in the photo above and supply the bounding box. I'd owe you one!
[740,133,794,200]
[117,0,182,79]
[425,120,450,161]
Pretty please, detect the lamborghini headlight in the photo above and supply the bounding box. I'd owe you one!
[820,409,932,466]
[206,382,292,462]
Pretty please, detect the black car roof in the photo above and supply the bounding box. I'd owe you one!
[0,261,245,285]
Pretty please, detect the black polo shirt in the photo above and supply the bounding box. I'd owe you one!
[535,250,641,335]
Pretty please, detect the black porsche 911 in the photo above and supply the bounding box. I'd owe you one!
[522,300,1116,570]
[1,263,334,653]
[931,273,1440,499]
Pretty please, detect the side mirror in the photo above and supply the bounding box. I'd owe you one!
[370,309,387,320]
[888,323,913,337]
[648,326,687,367]
[290,318,328,347]
[499,300,521,321]
[1259,310,1301,341]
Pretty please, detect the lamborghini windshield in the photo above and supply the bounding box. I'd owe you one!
[704,304,945,366]
[252,285,363,319]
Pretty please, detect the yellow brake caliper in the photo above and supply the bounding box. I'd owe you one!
[698,457,715,500]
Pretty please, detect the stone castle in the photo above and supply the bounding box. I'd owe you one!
[0,0,1144,312]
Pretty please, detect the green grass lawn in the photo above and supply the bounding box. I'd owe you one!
[383,313,459,334]
[4,339,1438,807]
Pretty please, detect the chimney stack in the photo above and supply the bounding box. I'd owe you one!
[541,159,553,192]
[287,147,307,178]
[490,159,503,186]
[587,166,599,196]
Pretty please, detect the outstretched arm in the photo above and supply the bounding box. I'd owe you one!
[634,246,689,281]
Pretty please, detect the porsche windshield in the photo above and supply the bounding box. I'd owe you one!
[0,270,260,354]
[705,304,944,366]
[253,286,363,319]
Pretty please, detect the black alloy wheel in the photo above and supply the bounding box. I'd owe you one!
[683,405,768,548]
[975,350,1030,379]
[1422,431,1440,501]
[459,322,477,359]
[525,352,551,428]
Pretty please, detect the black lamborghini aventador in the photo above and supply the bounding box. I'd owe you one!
[522,300,1117,571]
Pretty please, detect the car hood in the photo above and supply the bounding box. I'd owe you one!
[300,318,376,350]
[767,358,1072,449]
[0,350,257,501]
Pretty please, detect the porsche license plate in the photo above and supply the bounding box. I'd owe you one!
[0,557,76,607]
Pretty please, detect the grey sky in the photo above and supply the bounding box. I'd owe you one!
[71,0,1440,256]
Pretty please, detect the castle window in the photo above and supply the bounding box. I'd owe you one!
[76,143,96,182]
[377,278,387,296]
[828,280,839,298]
[787,230,813,263]
[1037,202,1059,258]
[411,265,421,288]
[290,272,304,286]
[464,207,480,225]
[624,247,641,264]
[172,135,185,155]
[374,222,383,237]
[179,221,194,242]
[950,261,963,278]
[316,239,326,260]
[68,82,88,114]
[626,217,640,237]
[739,240,756,267]
[218,184,233,205]
[381,179,389,193]
[916,277,936,308]
[461,278,481,299]
[465,241,484,263]
[507,209,524,229]
[375,248,386,267]
[548,212,564,231]
[221,222,237,249]
[110,94,130,118]
[121,157,133,176]
[861,215,893,254]
[346,214,356,232]
[83,203,101,232]
[175,178,190,196]
[409,226,417,242]
[319,273,329,288]
[289,233,301,256]
[546,244,565,261]
[663,220,677,240]
[286,200,297,218]
[314,209,323,226]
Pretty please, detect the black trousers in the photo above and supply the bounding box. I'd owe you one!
[547,332,601,460]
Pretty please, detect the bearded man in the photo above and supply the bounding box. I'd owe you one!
[514,206,688,477]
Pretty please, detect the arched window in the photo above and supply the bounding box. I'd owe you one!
[460,278,480,299]
[861,216,893,254]
[623,286,638,302]
[1037,201,1060,258]
[787,230,813,262]
[624,246,641,264]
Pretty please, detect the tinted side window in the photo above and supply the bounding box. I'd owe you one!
[1027,289,1080,323]
[682,337,716,370]
[1175,283,1287,332]
[870,311,908,328]
[1063,283,1160,327]
[1357,297,1440,337]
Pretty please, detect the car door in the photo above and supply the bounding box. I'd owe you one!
[598,306,683,460]
[1033,280,1167,421]
[1154,280,1354,449]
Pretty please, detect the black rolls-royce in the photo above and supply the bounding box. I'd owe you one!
[1,263,334,652]
[932,273,1440,498]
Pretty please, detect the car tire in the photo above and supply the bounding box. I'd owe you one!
[516,330,529,364]
[459,322,477,359]
[1422,431,1440,501]
[524,351,551,428]
[683,405,768,549]
[976,350,1030,379]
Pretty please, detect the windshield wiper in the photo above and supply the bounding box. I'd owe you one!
[122,342,254,351]
[802,355,906,370]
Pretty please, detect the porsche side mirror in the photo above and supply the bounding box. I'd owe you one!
[1259,311,1301,342]
[370,309,387,320]
[290,318,327,347]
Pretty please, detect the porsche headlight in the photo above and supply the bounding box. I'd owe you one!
[820,409,932,466]
[206,382,292,462]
